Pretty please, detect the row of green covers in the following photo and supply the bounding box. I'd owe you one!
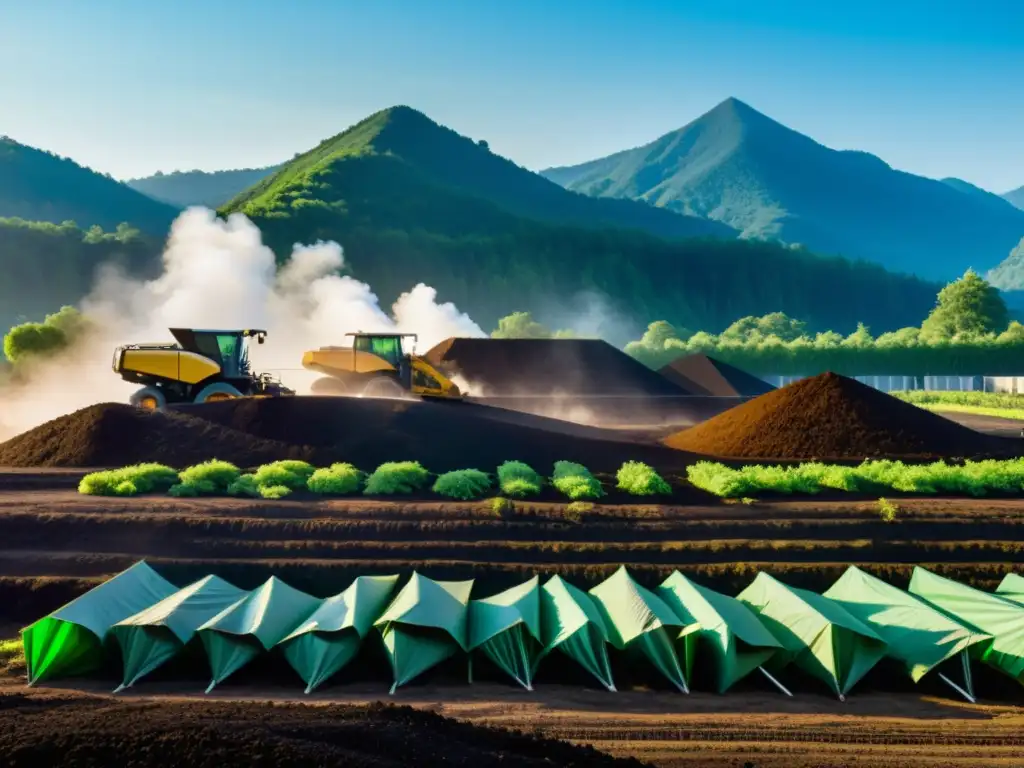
[825,566,991,701]
[373,572,474,694]
[468,576,543,690]
[198,576,323,692]
[738,572,888,699]
[539,575,616,691]
[590,566,697,693]
[279,575,400,693]
[909,567,1024,685]
[997,573,1024,601]
[23,561,177,685]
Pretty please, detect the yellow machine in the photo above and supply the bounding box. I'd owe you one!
[113,328,294,409]
[302,332,463,399]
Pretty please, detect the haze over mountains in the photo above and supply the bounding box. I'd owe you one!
[126,165,284,209]
[541,98,1024,282]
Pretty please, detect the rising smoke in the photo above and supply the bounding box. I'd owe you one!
[0,208,484,439]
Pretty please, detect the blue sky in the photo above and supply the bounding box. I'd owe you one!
[2,0,1022,191]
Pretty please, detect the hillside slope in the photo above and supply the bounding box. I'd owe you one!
[0,137,178,233]
[127,165,282,208]
[986,236,1024,291]
[1005,185,1024,211]
[541,98,1024,282]
[223,105,939,338]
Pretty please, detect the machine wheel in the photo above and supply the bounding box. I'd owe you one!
[310,377,350,396]
[362,377,405,399]
[130,386,167,411]
[194,382,244,404]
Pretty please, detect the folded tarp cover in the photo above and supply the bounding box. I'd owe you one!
[657,571,781,693]
[111,574,248,691]
[278,574,399,693]
[468,576,543,690]
[909,566,1024,684]
[590,566,695,692]
[996,573,1024,601]
[198,576,322,692]
[738,572,887,698]
[825,566,990,699]
[540,575,616,691]
[22,561,177,685]
[373,572,474,693]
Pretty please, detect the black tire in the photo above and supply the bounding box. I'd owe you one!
[194,382,244,404]
[129,386,167,411]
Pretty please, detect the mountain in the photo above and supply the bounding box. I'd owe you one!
[986,236,1024,291]
[223,105,939,339]
[541,98,1024,282]
[127,165,282,209]
[0,136,178,233]
[1005,186,1024,211]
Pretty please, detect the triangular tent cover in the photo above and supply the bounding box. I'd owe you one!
[590,566,694,692]
[824,566,990,698]
[996,573,1024,600]
[909,567,1024,684]
[468,576,543,690]
[657,571,781,693]
[198,576,321,691]
[540,575,616,691]
[22,561,177,685]
[373,572,474,692]
[111,574,248,691]
[278,574,400,693]
[738,572,888,697]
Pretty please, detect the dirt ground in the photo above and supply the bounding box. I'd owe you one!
[2,679,1022,768]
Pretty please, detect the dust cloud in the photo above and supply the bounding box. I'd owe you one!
[0,207,484,440]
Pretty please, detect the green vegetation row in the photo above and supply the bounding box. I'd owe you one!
[625,270,1024,375]
[78,459,673,501]
[891,390,1024,420]
[687,459,1024,499]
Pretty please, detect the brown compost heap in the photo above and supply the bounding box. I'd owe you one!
[659,353,775,398]
[662,372,1018,460]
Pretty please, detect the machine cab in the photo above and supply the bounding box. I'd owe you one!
[169,328,266,379]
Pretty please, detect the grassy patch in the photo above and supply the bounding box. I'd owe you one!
[253,460,316,491]
[552,461,605,500]
[78,463,178,497]
[307,463,365,495]
[433,469,492,500]
[0,637,25,676]
[364,461,431,495]
[170,460,241,496]
[496,461,543,498]
[893,390,1024,420]
[616,461,672,496]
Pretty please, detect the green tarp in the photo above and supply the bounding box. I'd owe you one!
[909,567,1024,685]
[110,574,248,691]
[278,575,399,693]
[468,576,543,690]
[590,566,695,693]
[738,572,888,698]
[824,566,990,700]
[540,575,615,691]
[657,571,782,693]
[373,572,474,693]
[996,573,1024,601]
[197,576,321,692]
[21,561,177,685]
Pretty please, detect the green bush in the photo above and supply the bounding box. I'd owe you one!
[364,461,431,495]
[496,461,543,497]
[227,474,261,498]
[616,461,672,496]
[78,463,178,496]
[433,469,492,500]
[253,460,315,491]
[307,463,365,495]
[551,461,604,500]
[259,484,292,500]
[174,460,241,495]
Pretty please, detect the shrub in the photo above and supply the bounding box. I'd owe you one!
[878,497,899,523]
[227,474,261,498]
[496,461,543,497]
[551,461,604,500]
[0,637,25,674]
[78,463,178,496]
[488,497,514,516]
[616,461,672,496]
[253,460,315,491]
[364,461,431,495]
[175,460,241,495]
[259,484,292,500]
[433,469,492,500]
[307,463,365,495]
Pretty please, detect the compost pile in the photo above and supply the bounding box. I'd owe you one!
[0,403,314,468]
[0,694,639,768]
[663,372,1016,460]
[659,353,775,398]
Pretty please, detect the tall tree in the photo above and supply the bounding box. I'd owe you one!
[920,269,1009,340]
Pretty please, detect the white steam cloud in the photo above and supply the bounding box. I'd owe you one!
[0,208,484,439]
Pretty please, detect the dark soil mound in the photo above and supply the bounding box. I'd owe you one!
[663,372,1019,460]
[0,403,314,468]
[0,694,639,767]
[425,338,686,396]
[659,354,775,397]
[174,396,700,475]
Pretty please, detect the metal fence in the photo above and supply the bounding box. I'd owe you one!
[762,375,1024,393]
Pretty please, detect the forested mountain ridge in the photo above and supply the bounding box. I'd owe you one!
[127,165,282,209]
[541,98,1024,282]
[222,105,940,338]
[0,136,179,233]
